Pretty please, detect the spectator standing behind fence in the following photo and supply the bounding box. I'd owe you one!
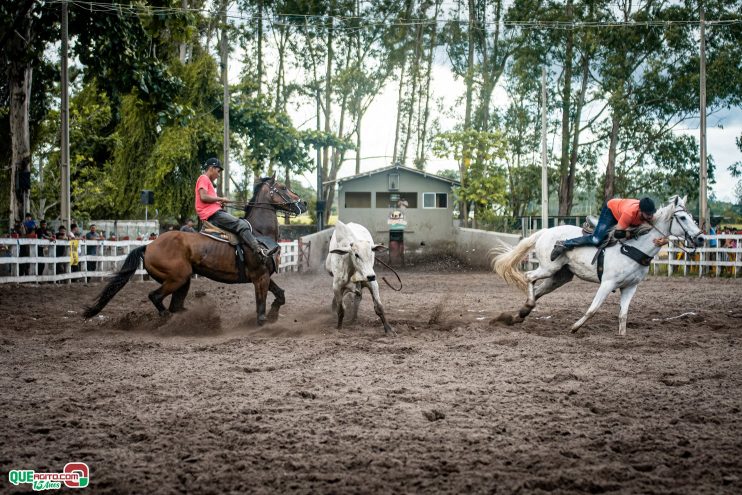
[85,224,100,272]
[69,224,82,275]
[180,219,196,233]
[35,220,53,276]
[22,213,36,234]
[55,225,70,275]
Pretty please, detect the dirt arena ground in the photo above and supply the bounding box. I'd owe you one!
[1,262,741,494]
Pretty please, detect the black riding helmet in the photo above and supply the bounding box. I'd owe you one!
[203,157,223,171]
[639,197,656,215]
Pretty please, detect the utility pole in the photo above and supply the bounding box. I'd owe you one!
[60,0,71,230]
[316,86,324,232]
[541,67,548,230]
[221,0,230,198]
[699,0,709,229]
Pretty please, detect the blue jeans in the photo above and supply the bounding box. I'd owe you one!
[563,204,618,249]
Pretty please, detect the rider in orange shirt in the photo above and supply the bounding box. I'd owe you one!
[550,197,666,261]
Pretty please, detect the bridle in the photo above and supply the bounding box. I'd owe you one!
[231,181,304,217]
[648,205,700,255]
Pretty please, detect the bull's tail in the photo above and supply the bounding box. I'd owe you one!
[490,231,544,293]
[83,245,146,318]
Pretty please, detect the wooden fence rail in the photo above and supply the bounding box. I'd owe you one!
[0,238,300,284]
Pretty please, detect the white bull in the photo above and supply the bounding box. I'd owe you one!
[325,221,393,334]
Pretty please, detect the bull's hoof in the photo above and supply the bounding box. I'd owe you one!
[384,325,397,336]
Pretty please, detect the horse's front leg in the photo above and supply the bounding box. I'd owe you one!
[571,281,616,333]
[253,274,270,326]
[618,284,638,336]
[266,278,285,323]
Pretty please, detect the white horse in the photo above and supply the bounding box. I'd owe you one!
[492,196,704,335]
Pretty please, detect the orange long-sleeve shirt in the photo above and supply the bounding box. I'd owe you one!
[607,198,644,230]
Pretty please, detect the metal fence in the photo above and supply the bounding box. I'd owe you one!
[0,238,301,284]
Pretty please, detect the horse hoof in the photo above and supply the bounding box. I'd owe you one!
[570,326,580,333]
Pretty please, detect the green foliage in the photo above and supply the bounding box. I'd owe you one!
[432,129,508,212]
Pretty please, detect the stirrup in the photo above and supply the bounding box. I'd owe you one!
[262,245,280,257]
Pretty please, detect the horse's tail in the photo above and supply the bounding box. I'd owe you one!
[491,230,544,293]
[83,245,146,318]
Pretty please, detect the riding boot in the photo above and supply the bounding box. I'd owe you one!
[239,229,274,265]
[550,235,599,261]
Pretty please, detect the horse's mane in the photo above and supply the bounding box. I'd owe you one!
[245,176,273,217]
[656,195,683,222]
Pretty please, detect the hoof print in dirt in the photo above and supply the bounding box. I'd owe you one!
[423,409,445,422]
[660,374,693,387]
[297,390,317,399]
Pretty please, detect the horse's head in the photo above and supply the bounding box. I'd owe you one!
[248,174,308,216]
[657,195,704,248]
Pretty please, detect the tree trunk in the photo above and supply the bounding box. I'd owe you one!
[392,60,407,165]
[8,17,33,226]
[557,0,574,216]
[275,24,287,112]
[460,0,477,227]
[256,0,264,94]
[179,0,188,62]
[416,0,439,169]
[566,50,590,213]
[604,111,620,201]
[401,18,423,166]
[322,17,334,225]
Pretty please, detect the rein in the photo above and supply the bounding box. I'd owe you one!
[226,182,303,217]
[374,257,403,291]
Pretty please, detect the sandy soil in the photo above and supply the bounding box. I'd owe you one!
[1,262,741,494]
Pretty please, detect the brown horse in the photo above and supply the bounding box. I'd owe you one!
[83,175,307,325]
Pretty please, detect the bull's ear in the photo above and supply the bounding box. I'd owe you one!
[372,244,388,252]
[330,248,350,255]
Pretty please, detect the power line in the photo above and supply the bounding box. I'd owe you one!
[43,0,742,30]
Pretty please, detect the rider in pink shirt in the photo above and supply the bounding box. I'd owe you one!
[195,158,274,264]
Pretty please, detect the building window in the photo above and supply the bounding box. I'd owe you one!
[388,173,400,191]
[423,192,448,209]
[345,192,371,208]
[376,192,417,208]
